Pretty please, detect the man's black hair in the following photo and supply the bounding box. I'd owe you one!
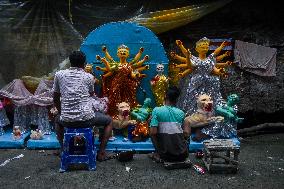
[69,51,86,67]
[165,86,181,104]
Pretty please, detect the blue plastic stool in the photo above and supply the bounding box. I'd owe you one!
[60,127,96,172]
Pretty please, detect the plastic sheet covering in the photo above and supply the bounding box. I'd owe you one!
[0,79,53,106]
[127,0,231,34]
[13,105,30,130]
[0,79,33,106]
[0,0,229,88]
[0,78,52,131]
[12,104,51,132]
[0,107,10,129]
[0,0,83,87]
[33,79,53,106]
[31,105,51,134]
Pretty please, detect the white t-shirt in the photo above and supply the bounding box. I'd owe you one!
[53,67,95,122]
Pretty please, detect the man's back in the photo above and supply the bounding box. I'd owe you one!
[53,67,94,122]
[150,105,188,162]
[151,105,184,125]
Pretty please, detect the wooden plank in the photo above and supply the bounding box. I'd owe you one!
[210,152,239,165]
[202,139,240,174]
[205,146,239,151]
[203,139,240,151]
[208,164,238,174]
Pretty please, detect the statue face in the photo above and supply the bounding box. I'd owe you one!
[227,94,239,105]
[156,64,164,73]
[117,102,131,117]
[195,42,209,54]
[117,48,129,59]
[197,94,213,112]
[14,126,20,130]
[144,98,151,106]
[84,65,93,73]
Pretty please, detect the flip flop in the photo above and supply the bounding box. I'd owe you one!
[148,153,163,163]
[148,153,156,160]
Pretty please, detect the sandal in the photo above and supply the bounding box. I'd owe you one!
[148,153,163,163]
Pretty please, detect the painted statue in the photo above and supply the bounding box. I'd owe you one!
[96,45,149,116]
[211,94,244,138]
[184,94,224,141]
[150,64,169,106]
[217,94,243,123]
[34,106,52,135]
[13,126,22,140]
[13,106,30,132]
[131,98,152,141]
[112,102,137,137]
[131,98,152,122]
[30,129,43,140]
[171,39,232,79]
[84,64,99,84]
[168,62,181,87]
[214,51,233,78]
[171,37,230,114]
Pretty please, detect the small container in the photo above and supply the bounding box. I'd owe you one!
[193,164,205,175]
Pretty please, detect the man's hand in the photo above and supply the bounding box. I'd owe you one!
[184,133,190,141]
[50,107,58,115]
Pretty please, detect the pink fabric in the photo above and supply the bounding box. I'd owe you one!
[0,79,33,106]
[33,79,53,106]
[0,79,53,106]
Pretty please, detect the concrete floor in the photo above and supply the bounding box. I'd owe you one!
[0,133,284,189]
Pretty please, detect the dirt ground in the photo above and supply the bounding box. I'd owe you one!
[0,133,284,189]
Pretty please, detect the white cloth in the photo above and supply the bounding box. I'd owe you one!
[53,67,95,122]
[234,40,277,76]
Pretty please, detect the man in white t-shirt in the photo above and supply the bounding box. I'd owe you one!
[53,51,113,161]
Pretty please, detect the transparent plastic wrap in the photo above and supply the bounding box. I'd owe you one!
[0,0,229,88]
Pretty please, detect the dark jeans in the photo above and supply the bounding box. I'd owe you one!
[157,133,189,162]
[58,112,112,128]
[55,112,112,147]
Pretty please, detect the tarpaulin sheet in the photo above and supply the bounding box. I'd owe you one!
[0,0,228,87]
